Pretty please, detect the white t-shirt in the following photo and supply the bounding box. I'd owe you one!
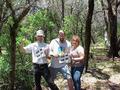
[49,38,71,68]
[24,42,49,64]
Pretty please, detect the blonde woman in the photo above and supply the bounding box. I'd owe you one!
[70,35,85,90]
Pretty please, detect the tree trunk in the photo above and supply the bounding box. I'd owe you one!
[107,0,119,58]
[0,46,1,54]
[9,24,17,90]
[101,0,110,50]
[75,11,80,34]
[5,1,33,89]
[84,0,94,72]
[61,0,64,25]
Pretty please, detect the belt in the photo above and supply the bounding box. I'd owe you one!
[33,63,47,67]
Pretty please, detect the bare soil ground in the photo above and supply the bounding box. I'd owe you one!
[54,57,120,90]
[42,47,120,90]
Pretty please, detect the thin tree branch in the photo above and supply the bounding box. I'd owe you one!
[5,0,16,21]
[117,1,120,8]
[17,4,31,22]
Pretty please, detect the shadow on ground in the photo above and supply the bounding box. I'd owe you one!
[87,68,110,80]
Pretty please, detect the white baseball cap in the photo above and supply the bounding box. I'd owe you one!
[36,30,45,37]
[59,30,64,34]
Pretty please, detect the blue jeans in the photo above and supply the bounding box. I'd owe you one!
[33,63,59,90]
[49,65,71,80]
[71,65,84,90]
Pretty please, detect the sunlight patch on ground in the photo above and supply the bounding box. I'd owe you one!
[102,68,114,75]
[54,78,68,90]
[109,74,120,85]
[82,76,97,85]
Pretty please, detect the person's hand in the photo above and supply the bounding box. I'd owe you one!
[69,52,73,59]
[53,53,59,58]
[19,38,27,53]
[58,52,65,57]
[47,56,51,64]
[44,46,49,55]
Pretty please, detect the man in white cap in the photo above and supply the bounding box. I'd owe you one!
[20,30,59,90]
[49,30,74,90]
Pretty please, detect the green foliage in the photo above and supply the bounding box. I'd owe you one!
[62,15,84,40]
[0,32,10,51]
[0,17,12,89]
[28,10,48,28]
[62,15,76,39]
[15,54,33,90]
[0,17,12,49]
[0,12,33,89]
[0,19,11,83]
[18,9,56,43]
[0,56,10,82]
